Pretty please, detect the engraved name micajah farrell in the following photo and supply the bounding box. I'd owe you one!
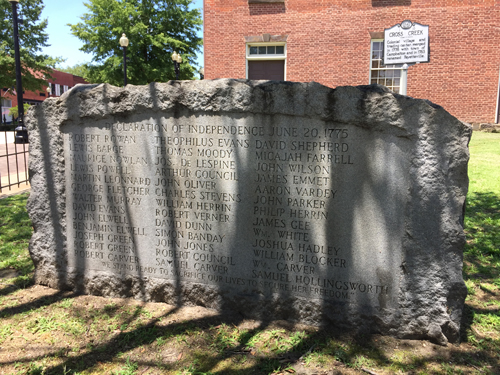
[27,81,469,344]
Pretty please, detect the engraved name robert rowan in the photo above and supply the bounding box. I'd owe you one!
[65,119,384,303]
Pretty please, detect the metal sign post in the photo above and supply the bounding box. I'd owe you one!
[384,20,430,96]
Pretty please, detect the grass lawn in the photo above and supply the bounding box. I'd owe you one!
[0,132,499,375]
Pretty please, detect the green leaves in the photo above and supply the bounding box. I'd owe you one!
[69,0,203,85]
[57,63,89,78]
[8,103,31,118]
[0,0,62,92]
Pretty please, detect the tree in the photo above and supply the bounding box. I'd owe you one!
[0,0,61,92]
[9,103,31,118]
[69,0,203,86]
[57,63,89,79]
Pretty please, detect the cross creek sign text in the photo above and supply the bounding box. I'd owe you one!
[384,20,429,65]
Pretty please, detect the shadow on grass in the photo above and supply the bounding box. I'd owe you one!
[16,191,493,374]
[1,300,499,374]
[457,190,500,372]
[0,283,20,297]
[464,191,500,260]
[0,307,384,374]
[462,191,500,290]
[1,197,499,373]
[0,289,76,318]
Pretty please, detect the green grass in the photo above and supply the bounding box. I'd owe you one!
[0,132,499,374]
[465,132,500,262]
[463,132,500,279]
[0,192,33,287]
[461,132,500,367]
[468,132,500,194]
[112,357,139,375]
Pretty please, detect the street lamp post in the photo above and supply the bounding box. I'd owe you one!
[199,68,204,80]
[10,0,27,143]
[119,33,129,86]
[172,52,182,80]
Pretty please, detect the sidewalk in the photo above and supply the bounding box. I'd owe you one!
[0,140,30,198]
[0,177,30,198]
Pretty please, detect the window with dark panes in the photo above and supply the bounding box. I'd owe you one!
[248,45,285,56]
[370,40,402,94]
[247,44,286,81]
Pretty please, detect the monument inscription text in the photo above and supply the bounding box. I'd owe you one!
[27,81,470,344]
[64,115,402,307]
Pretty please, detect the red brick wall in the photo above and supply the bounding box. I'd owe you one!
[6,70,88,108]
[204,0,500,123]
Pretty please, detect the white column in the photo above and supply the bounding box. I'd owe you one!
[400,64,409,96]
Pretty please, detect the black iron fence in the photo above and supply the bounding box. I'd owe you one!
[0,130,29,194]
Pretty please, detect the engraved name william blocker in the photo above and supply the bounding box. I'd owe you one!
[27,80,469,344]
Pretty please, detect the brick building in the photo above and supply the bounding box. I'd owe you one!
[1,70,87,123]
[203,0,500,124]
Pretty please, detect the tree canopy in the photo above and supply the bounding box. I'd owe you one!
[0,0,60,92]
[57,63,89,79]
[69,0,203,85]
[9,103,31,118]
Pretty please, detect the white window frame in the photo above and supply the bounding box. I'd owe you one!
[246,42,287,80]
[1,98,13,122]
[1,99,12,107]
[63,85,69,93]
[370,39,403,94]
[55,84,61,96]
[24,100,42,106]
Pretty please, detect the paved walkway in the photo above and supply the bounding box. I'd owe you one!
[0,180,30,198]
[0,141,30,198]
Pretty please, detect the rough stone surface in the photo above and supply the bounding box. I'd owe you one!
[26,80,470,344]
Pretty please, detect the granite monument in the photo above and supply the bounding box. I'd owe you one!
[26,80,470,344]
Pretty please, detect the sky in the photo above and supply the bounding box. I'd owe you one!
[40,0,204,69]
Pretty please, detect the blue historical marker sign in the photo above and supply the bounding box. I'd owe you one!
[383,20,430,65]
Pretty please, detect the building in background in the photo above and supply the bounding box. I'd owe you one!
[203,0,500,124]
[1,70,87,124]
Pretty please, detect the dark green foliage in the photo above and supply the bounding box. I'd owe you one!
[57,63,89,79]
[69,0,203,85]
[0,0,61,92]
[8,103,30,118]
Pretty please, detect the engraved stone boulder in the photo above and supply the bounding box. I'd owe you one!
[26,80,470,345]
